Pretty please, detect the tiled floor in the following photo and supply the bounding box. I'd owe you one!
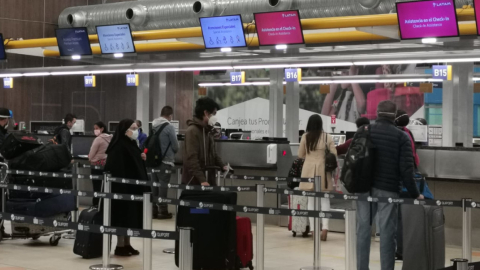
[0,219,478,270]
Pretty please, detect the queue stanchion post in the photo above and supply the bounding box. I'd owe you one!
[451,258,469,270]
[143,192,153,270]
[344,209,356,270]
[301,176,332,270]
[90,173,123,270]
[179,227,194,270]
[163,167,181,255]
[256,184,265,270]
[64,162,79,239]
[462,198,472,262]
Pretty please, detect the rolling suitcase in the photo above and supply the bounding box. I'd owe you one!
[401,205,445,270]
[236,216,254,270]
[175,190,237,270]
[290,194,310,237]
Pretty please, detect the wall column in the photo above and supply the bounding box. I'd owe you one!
[269,69,284,137]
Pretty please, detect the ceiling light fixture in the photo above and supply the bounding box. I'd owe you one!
[24,72,50,77]
[275,45,288,50]
[0,73,23,78]
[113,53,124,58]
[421,38,437,44]
[220,48,232,52]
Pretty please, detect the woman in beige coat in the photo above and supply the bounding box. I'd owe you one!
[298,114,337,241]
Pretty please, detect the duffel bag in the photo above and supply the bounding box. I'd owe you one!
[0,133,42,159]
[9,144,72,172]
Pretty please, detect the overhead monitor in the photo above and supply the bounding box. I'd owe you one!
[396,0,459,40]
[96,24,136,54]
[475,0,480,35]
[55,27,92,57]
[253,10,305,46]
[199,15,247,49]
[0,33,6,60]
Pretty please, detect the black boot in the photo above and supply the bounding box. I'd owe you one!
[152,204,159,218]
[157,205,172,219]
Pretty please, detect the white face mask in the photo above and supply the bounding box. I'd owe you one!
[128,129,139,141]
[208,115,218,127]
[94,130,101,136]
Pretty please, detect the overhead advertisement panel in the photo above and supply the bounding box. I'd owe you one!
[396,0,459,40]
[254,10,305,46]
[200,15,247,49]
[55,27,92,57]
[475,0,480,35]
[96,24,136,54]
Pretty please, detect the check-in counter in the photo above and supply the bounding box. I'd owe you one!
[417,146,480,247]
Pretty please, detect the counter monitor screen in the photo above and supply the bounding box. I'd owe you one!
[475,0,480,35]
[396,0,459,40]
[200,15,247,49]
[96,24,135,54]
[0,33,6,60]
[254,10,305,46]
[55,27,92,57]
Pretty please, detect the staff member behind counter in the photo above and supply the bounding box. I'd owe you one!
[183,97,228,186]
[0,107,12,239]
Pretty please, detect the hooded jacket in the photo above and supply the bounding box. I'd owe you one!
[54,124,72,151]
[89,133,113,164]
[182,117,224,185]
[152,117,179,164]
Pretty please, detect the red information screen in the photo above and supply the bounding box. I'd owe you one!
[476,0,480,35]
[254,10,305,46]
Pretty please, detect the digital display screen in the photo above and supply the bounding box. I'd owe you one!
[254,10,304,46]
[200,15,247,49]
[396,0,459,40]
[96,24,135,54]
[0,33,6,60]
[55,27,92,56]
[475,0,480,35]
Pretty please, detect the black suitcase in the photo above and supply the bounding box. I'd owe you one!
[9,144,72,172]
[175,190,237,270]
[0,133,42,159]
[73,207,104,259]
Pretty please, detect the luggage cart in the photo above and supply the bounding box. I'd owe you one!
[0,162,73,245]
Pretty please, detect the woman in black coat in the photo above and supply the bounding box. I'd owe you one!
[105,119,149,256]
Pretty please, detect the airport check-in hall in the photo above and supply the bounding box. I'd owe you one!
[1,0,480,270]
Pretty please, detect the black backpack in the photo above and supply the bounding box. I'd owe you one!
[144,123,170,168]
[340,125,376,194]
[287,158,304,189]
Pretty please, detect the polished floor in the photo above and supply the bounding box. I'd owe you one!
[0,218,478,270]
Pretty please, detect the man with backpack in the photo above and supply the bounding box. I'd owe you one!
[53,113,76,152]
[0,107,11,239]
[343,101,423,270]
[148,106,178,219]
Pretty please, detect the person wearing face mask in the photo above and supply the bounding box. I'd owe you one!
[135,120,148,150]
[0,107,11,239]
[53,113,77,152]
[105,119,148,256]
[182,97,228,186]
[88,121,112,207]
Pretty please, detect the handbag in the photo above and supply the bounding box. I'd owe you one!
[324,134,338,173]
[400,171,434,199]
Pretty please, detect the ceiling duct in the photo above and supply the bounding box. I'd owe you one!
[58,0,472,33]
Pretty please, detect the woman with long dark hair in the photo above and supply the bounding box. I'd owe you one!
[105,119,149,256]
[298,114,337,241]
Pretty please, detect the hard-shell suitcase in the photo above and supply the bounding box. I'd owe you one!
[290,194,310,237]
[0,133,42,160]
[73,207,103,259]
[401,204,445,270]
[236,216,254,270]
[175,190,237,270]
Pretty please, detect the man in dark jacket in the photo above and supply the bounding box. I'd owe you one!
[0,107,11,238]
[182,97,227,186]
[53,113,76,152]
[357,101,423,270]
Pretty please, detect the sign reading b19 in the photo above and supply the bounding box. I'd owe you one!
[432,65,452,81]
[230,71,245,84]
[285,68,302,82]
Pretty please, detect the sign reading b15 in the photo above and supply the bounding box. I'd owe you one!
[230,71,245,84]
[285,68,302,82]
[432,65,452,80]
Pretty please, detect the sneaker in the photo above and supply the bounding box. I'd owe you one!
[374,233,380,242]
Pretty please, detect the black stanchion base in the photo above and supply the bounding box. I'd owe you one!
[89,264,124,270]
[163,248,175,254]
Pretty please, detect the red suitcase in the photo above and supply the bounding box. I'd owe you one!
[236,216,254,270]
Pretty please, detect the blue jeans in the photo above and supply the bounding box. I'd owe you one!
[357,188,399,270]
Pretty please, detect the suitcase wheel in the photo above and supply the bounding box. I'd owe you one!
[49,235,61,246]
[302,231,309,238]
[292,231,297,237]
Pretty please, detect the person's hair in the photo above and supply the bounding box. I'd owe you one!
[395,110,410,127]
[305,114,323,154]
[94,121,107,133]
[135,120,142,128]
[64,113,77,124]
[161,106,174,117]
[377,100,397,120]
[194,97,220,119]
[355,117,370,128]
